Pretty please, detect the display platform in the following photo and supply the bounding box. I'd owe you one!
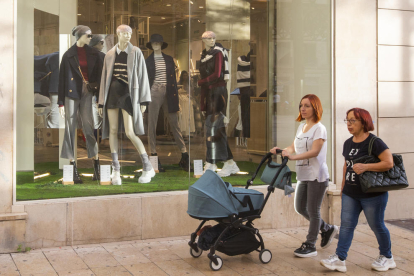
[17,161,297,201]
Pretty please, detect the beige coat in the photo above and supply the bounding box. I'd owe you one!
[99,42,151,139]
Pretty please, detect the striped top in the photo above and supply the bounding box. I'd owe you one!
[154,55,167,83]
[113,51,128,84]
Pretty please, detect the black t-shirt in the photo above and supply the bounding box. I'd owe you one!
[342,133,389,198]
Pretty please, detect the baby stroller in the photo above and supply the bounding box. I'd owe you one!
[187,150,290,271]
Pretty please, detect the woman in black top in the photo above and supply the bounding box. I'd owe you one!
[321,108,396,273]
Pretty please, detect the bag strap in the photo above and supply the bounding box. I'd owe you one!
[74,56,88,85]
[368,135,380,156]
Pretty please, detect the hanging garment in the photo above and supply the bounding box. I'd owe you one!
[237,55,250,88]
[178,90,195,136]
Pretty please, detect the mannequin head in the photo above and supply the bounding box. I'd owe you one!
[202,31,216,50]
[90,34,104,52]
[116,24,132,44]
[151,42,162,52]
[72,25,92,47]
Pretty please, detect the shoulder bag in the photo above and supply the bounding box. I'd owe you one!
[353,135,409,193]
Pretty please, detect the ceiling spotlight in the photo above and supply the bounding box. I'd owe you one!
[197,19,200,22]
[190,1,194,4]
[77,14,82,16]
[199,6,204,8]
[161,17,166,19]
[166,4,171,6]
[252,7,255,10]
[148,17,151,18]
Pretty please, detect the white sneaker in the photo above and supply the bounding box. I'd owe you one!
[371,255,396,272]
[217,162,240,177]
[320,254,347,273]
[203,162,217,173]
[111,170,122,185]
[139,168,156,184]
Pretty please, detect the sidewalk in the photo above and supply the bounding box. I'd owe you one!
[1,223,413,275]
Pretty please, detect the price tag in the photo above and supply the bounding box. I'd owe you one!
[149,156,158,171]
[63,165,73,182]
[194,160,204,176]
[100,165,111,182]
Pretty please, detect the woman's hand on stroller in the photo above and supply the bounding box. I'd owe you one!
[270,147,289,158]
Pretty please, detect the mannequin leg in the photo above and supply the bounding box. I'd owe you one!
[162,100,187,153]
[121,109,155,183]
[61,97,80,161]
[147,83,165,154]
[107,108,120,154]
[121,109,146,154]
[107,108,121,185]
[79,89,99,160]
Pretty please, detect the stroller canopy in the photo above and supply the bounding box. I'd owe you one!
[187,170,238,219]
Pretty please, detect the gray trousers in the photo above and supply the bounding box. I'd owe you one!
[148,83,186,154]
[295,180,331,245]
[61,83,98,160]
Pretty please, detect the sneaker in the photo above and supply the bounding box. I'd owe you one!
[371,255,396,272]
[139,168,156,183]
[203,162,217,173]
[320,254,347,273]
[217,162,240,177]
[321,225,339,249]
[294,243,317,258]
[111,170,122,185]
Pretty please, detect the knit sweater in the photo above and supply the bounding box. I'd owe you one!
[237,55,250,88]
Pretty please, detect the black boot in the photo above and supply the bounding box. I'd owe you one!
[151,153,165,172]
[92,158,100,181]
[179,152,192,172]
[70,161,83,184]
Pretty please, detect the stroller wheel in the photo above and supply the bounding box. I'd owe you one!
[209,256,223,271]
[259,249,272,264]
[189,246,203,258]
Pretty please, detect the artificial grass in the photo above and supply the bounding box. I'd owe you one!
[17,161,296,201]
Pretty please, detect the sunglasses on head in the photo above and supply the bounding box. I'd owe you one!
[87,34,93,38]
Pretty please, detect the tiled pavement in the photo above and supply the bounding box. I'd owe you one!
[1,223,414,275]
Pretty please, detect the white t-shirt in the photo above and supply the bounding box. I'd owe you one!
[294,122,329,182]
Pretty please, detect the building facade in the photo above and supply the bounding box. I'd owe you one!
[0,0,412,252]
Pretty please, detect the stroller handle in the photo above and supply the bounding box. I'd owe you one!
[245,151,288,189]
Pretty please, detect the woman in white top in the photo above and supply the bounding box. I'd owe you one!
[271,94,338,258]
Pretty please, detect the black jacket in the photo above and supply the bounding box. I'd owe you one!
[145,53,179,113]
[58,44,103,106]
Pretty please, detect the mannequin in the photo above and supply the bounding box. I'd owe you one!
[198,31,240,177]
[58,25,102,183]
[98,24,155,184]
[237,50,253,138]
[145,34,190,172]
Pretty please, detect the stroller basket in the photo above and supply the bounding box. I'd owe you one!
[217,228,261,256]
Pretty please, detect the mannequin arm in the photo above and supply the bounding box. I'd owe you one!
[141,105,146,113]
[98,107,103,118]
[198,53,223,86]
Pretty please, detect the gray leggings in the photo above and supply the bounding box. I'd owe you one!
[295,180,331,246]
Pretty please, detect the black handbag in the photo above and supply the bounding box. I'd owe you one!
[353,136,409,193]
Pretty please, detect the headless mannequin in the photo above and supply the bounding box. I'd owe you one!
[98,30,152,184]
[200,36,236,170]
[59,31,99,162]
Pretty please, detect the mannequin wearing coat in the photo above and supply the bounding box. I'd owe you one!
[59,25,102,184]
[145,34,190,172]
[98,25,155,185]
[198,31,240,177]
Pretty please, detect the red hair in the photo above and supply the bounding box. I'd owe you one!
[296,94,323,122]
[346,108,374,132]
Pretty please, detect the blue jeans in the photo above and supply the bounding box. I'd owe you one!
[336,193,392,260]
